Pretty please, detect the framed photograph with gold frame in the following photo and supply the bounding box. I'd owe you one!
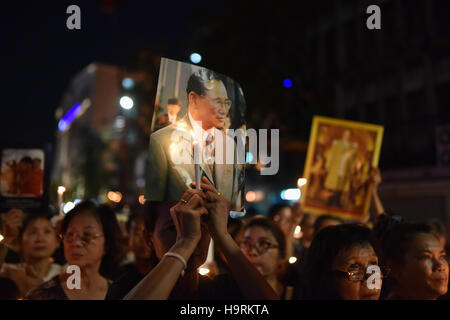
[301,116,384,221]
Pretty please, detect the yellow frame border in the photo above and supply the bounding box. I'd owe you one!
[301,116,384,221]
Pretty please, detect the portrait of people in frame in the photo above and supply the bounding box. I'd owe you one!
[146,58,246,211]
[301,116,384,221]
[0,149,45,198]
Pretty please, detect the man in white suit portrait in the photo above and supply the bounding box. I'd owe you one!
[146,68,244,211]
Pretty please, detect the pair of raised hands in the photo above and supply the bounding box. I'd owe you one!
[170,176,230,246]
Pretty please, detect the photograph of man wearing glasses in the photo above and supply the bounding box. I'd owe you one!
[146,68,244,211]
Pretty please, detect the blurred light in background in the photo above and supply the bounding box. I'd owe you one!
[297,178,307,188]
[121,77,135,89]
[280,188,301,201]
[198,267,210,275]
[107,191,122,203]
[246,152,254,163]
[246,191,256,202]
[57,186,66,195]
[114,116,126,130]
[74,199,81,205]
[289,256,297,264]
[283,78,293,88]
[294,225,302,239]
[190,53,202,64]
[138,195,146,205]
[63,202,75,214]
[120,96,134,110]
[58,103,82,132]
[0,234,4,242]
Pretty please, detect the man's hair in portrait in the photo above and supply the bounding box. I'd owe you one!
[186,68,225,96]
[20,156,33,164]
[167,97,180,105]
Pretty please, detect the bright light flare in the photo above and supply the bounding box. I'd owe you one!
[280,188,301,201]
[138,195,146,205]
[108,191,123,203]
[190,53,202,64]
[120,96,134,110]
[63,202,75,214]
[289,256,298,264]
[0,234,4,242]
[297,178,307,188]
[198,267,210,276]
[57,186,66,195]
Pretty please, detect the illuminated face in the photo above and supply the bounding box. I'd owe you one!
[129,219,152,260]
[167,104,181,117]
[63,213,105,270]
[240,226,282,278]
[273,207,292,236]
[21,218,59,261]
[394,233,449,299]
[332,244,381,300]
[190,80,230,130]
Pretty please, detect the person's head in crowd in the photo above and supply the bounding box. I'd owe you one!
[18,210,59,264]
[186,69,230,130]
[239,217,286,293]
[380,222,448,300]
[304,224,383,300]
[426,219,447,248]
[0,277,21,300]
[313,214,343,236]
[19,156,33,172]
[126,210,157,274]
[61,201,123,279]
[300,213,317,248]
[167,98,181,117]
[267,203,292,236]
[143,200,210,272]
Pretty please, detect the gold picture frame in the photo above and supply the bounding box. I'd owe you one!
[301,116,384,221]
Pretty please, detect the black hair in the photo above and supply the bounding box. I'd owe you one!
[380,222,438,266]
[426,219,447,239]
[313,214,344,235]
[19,156,33,164]
[18,208,54,240]
[61,200,125,279]
[242,217,287,259]
[167,97,180,105]
[186,69,224,96]
[267,202,291,221]
[303,224,375,299]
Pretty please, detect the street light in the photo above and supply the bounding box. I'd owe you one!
[120,96,134,110]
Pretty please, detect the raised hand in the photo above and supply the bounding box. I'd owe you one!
[1,208,24,244]
[170,189,208,244]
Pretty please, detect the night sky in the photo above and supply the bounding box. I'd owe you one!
[0,0,209,147]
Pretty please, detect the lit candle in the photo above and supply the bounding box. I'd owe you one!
[193,139,201,190]
[57,186,66,216]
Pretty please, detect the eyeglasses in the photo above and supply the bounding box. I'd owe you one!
[60,232,104,245]
[201,95,232,112]
[333,265,391,282]
[239,239,279,255]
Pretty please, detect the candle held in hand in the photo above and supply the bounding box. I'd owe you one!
[193,140,201,190]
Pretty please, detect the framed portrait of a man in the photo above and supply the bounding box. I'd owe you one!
[145,58,246,211]
[301,116,384,220]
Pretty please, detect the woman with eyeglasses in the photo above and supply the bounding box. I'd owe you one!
[239,217,295,299]
[303,224,387,300]
[378,221,448,300]
[25,201,124,300]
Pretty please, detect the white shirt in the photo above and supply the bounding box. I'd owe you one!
[168,113,177,124]
[188,111,217,155]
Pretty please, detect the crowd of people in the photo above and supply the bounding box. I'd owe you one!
[0,169,448,300]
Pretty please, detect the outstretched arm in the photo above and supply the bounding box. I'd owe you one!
[200,177,279,300]
[124,191,207,300]
[371,168,386,221]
